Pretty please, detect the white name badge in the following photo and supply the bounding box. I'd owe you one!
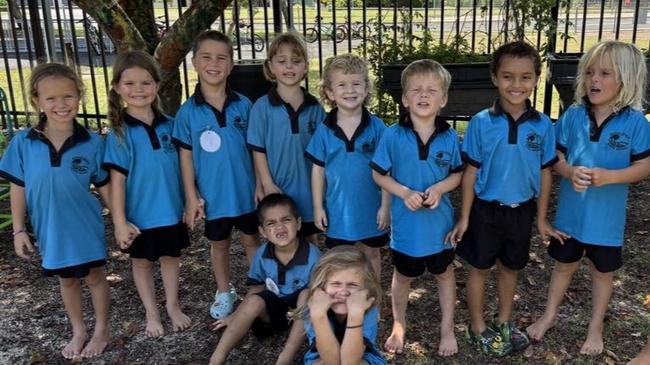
[265,278,280,295]
[200,130,221,152]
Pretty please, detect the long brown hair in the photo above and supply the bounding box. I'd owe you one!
[108,51,163,140]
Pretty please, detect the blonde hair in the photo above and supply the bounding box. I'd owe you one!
[318,54,372,108]
[400,59,452,95]
[292,245,382,320]
[263,32,308,82]
[575,41,647,111]
[29,63,84,126]
[108,51,163,140]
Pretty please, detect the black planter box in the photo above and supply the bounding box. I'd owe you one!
[380,62,498,119]
[228,60,273,102]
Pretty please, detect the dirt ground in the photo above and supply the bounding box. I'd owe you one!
[0,177,648,365]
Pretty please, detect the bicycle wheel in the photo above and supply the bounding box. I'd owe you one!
[253,34,264,52]
[304,28,318,43]
[335,25,347,43]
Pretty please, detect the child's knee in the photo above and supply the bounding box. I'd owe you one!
[211,239,231,250]
[84,268,107,287]
[435,266,455,281]
[240,294,266,314]
[393,270,414,285]
[132,258,153,270]
[239,234,260,249]
[555,261,580,274]
[59,276,80,289]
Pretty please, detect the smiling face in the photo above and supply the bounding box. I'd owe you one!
[33,76,80,127]
[584,57,620,113]
[113,67,159,112]
[192,39,233,88]
[325,70,368,112]
[491,55,538,114]
[258,204,301,249]
[401,72,448,122]
[324,268,365,315]
[269,44,308,87]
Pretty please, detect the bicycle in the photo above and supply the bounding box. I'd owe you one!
[304,17,347,43]
[231,21,265,53]
[340,17,371,40]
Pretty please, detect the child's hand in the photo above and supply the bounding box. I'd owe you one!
[346,289,375,317]
[423,185,443,209]
[115,221,141,249]
[570,166,592,192]
[263,182,282,195]
[255,182,265,204]
[376,204,390,231]
[445,218,468,248]
[403,190,424,211]
[210,314,233,331]
[584,167,611,187]
[537,218,570,245]
[13,232,34,260]
[183,197,205,230]
[314,206,328,231]
[308,289,333,317]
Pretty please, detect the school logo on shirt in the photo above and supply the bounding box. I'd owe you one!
[361,139,375,153]
[232,116,247,133]
[434,151,451,167]
[607,132,630,150]
[71,156,90,174]
[525,133,542,151]
[160,133,176,154]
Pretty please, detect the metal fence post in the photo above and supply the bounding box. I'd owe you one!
[27,0,46,63]
[543,0,560,116]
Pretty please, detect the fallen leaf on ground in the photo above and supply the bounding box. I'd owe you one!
[604,349,620,361]
[644,294,650,309]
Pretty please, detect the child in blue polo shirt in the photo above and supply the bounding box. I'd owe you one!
[209,194,320,365]
[371,59,463,357]
[0,63,111,359]
[296,245,386,365]
[527,41,650,356]
[104,51,191,337]
[247,32,327,244]
[306,54,390,277]
[447,41,559,356]
[172,30,260,320]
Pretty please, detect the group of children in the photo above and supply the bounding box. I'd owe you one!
[1,25,649,364]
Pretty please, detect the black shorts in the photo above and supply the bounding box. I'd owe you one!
[205,211,259,241]
[124,222,190,261]
[325,233,389,249]
[456,198,536,270]
[250,290,300,338]
[392,248,454,277]
[299,221,323,238]
[43,259,105,279]
[548,237,622,273]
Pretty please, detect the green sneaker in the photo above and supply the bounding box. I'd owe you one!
[466,325,513,357]
[492,320,530,352]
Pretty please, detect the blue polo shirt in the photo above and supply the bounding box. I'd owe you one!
[304,306,387,365]
[370,115,463,257]
[246,239,321,297]
[247,87,327,222]
[462,100,558,205]
[554,103,650,246]
[0,121,109,270]
[104,112,183,229]
[305,108,387,241]
[172,84,256,220]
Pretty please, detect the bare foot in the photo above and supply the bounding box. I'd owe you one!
[81,328,109,357]
[526,314,556,342]
[628,352,650,365]
[61,332,87,359]
[167,305,191,332]
[384,324,405,354]
[580,329,604,355]
[145,315,165,338]
[438,327,458,357]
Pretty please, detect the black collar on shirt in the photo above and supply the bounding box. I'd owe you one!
[27,116,90,167]
[582,97,628,142]
[267,86,319,134]
[323,107,372,152]
[193,83,240,128]
[123,111,169,150]
[488,98,540,144]
[398,113,450,160]
[261,238,310,285]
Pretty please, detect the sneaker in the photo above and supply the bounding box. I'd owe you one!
[492,320,530,352]
[466,325,513,357]
[209,284,237,319]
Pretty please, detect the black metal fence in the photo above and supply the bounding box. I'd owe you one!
[0,0,648,130]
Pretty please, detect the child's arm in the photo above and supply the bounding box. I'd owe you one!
[372,171,423,211]
[377,188,391,230]
[445,166,476,245]
[553,150,592,192]
[10,183,33,259]
[536,168,570,244]
[340,290,375,365]
[311,164,328,231]
[309,289,340,365]
[179,148,205,229]
[252,151,281,195]
[423,171,462,209]
[109,170,141,249]
[587,157,650,187]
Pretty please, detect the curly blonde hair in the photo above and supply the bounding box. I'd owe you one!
[318,54,372,108]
